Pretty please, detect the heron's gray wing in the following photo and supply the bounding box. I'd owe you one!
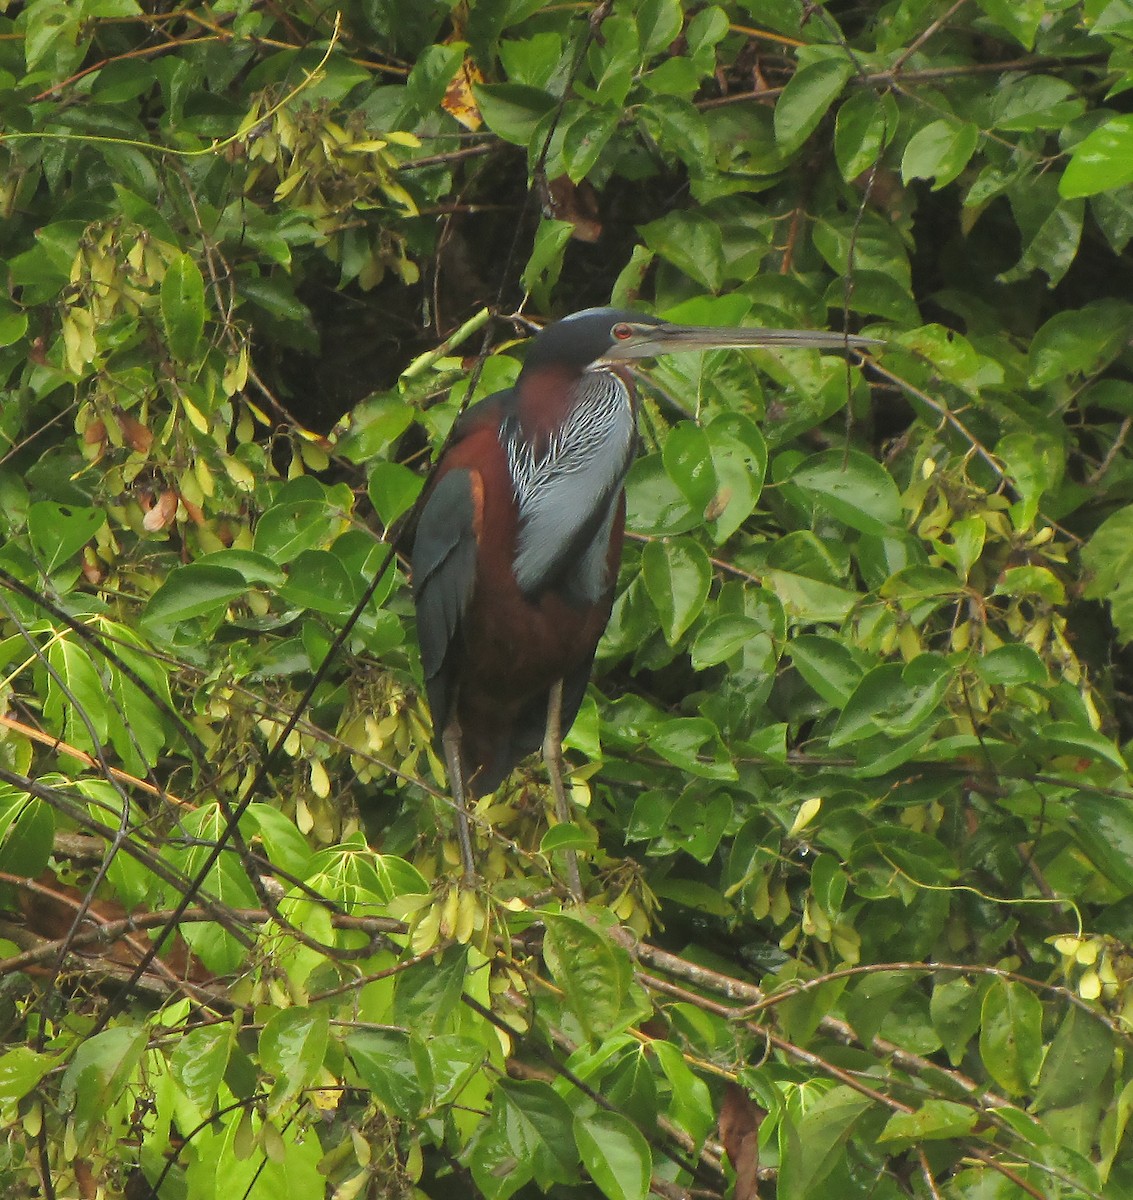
[411,468,478,740]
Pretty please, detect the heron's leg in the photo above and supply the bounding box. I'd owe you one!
[544,679,583,902]
[441,720,477,885]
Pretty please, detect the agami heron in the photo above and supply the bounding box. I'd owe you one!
[412,307,872,891]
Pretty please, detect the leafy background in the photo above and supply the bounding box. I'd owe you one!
[2,0,1133,1197]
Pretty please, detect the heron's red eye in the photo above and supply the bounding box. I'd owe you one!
[612,323,633,340]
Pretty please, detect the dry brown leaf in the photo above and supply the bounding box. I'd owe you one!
[719,1082,763,1200]
[443,55,484,131]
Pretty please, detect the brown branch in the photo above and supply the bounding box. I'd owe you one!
[891,0,970,73]
[0,712,190,807]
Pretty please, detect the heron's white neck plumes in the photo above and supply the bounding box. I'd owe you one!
[504,370,635,601]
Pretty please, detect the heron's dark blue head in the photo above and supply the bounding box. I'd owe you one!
[519,306,878,379]
[519,308,665,377]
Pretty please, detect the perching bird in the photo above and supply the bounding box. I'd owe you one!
[412,307,873,891]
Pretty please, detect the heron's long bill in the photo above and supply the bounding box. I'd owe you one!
[604,321,880,361]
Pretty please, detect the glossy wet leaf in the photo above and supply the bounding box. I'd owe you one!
[473,82,555,145]
[142,564,247,626]
[260,1006,329,1112]
[1061,114,1133,198]
[543,913,632,1042]
[348,1029,431,1117]
[59,1027,147,1148]
[980,980,1044,1095]
[901,119,980,190]
[774,58,853,153]
[787,449,902,535]
[777,1085,873,1200]
[469,1080,577,1200]
[641,537,711,644]
[574,1110,650,1200]
[161,252,206,361]
[27,502,105,574]
[172,1024,234,1114]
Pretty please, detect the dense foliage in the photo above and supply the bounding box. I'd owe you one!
[4,0,1133,1196]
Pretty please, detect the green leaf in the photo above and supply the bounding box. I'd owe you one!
[142,564,247,626]
[0,1047,53,1110]
[980,979,1044,1096]
[1028,300,1133,387]
[651,716,737,780]
[260,1006,329,1113]
[160,252,206,361]
[27,502,105,574]
[831,656,953,746]
[1037,721,1126,770]
[574,1110,651,1200]
[469,1080,576,1200]
[1061,114,1133,198]
[254,499,335,562]
[0,791,53,878]
[625,454,699,536]
[988,75,1083,132]
[404,41,466,115]
[901,119,980,190]
[0,310,28,348]
[974,644,1048,687]
[789,634,868,707]
[704,413,767,542]
[195,549,286,587]
[652,1041,714,1146]
[1034,1005,1115,1111]
[636,0,683,56]
[974,0,1044,47]
[543,913,631,1041]
[280,549,357,616]
[690,614,762,669]
[473,82,555,145]
[778,1085,872,1200]
[996,432,1063,530]
[851,823,958,887]
[639,211,725,291]
[338,394,416,463]
[931,977,984,1066]
[878,1099,978,1146]
[584,15,640,106]
[641,538,712,644]
[522,219,574,310]
[835,89,897,181]
[1072,793,1133,892]
[171,1024,233,1114]
[774,59,853,153]
[44,640,108,748]
[59,1026,148,1148]
[1083,505,1133,642]
[662,423,717,514]
[562,108,619,183]
[368,462,423,527]
[786,449,902,535]
[498,33,563,89]
[391,944,468,1037]
[347,1029,431,1117]
[1001,181,1084,286]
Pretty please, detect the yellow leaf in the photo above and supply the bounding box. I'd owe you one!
[62,308,96,375]
[309,758,330,799]
[181,394,210,434]
[442,57,484,131]
[789,796,822,836]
